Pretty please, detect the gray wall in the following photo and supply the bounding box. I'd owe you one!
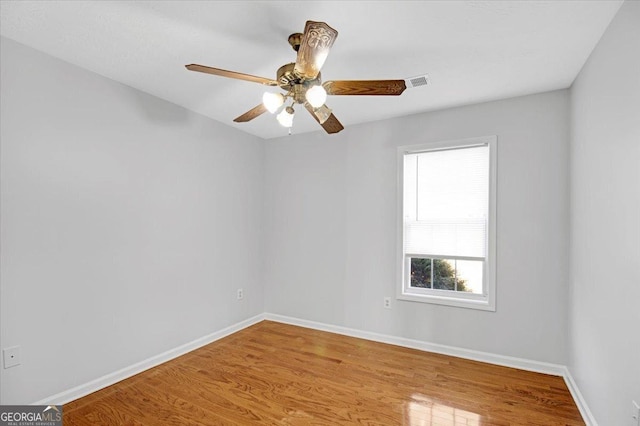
[264,90,570,364]
[569,1,640,424]
[0,37,264,404]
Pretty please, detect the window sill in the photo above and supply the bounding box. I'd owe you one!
[397,291,496,311]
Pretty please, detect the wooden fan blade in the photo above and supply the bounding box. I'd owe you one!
[323,80,407,96]
[293,21,338,80]
[185,64,278,86]
[304,103,344,134]
[233,104,267,123]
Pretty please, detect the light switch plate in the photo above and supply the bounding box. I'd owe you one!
[3,346,20,369]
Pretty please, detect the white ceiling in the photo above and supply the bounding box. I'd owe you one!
[0,1,623,139]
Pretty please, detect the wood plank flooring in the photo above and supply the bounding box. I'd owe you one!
[63,321,584,425]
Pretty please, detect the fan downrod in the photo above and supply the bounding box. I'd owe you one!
[288,33,303,51]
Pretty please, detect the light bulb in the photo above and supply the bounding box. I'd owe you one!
[262,92,284,113]
[306,85,327,108]
[277,106,295,128]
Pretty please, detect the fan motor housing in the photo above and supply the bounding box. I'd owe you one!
[277,62,321,103]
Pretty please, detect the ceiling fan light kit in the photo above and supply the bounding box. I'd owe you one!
[305,85,327,108]
[186,20,428,134]
[276,106,295,128]
[262,92,285,113]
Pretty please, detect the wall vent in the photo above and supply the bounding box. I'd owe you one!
[405,74,430,89]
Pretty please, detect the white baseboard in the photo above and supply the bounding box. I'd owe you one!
[33,313,266,406]
[264,313,566,376]
[33,311,596,426]
[562,367,598,426]
[264,313,597,425]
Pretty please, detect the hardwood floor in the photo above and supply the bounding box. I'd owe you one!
[63,321,584,425]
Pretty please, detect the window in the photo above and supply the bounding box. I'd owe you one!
[397,136,497,311]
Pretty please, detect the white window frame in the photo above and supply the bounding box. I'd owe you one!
[396,136,497,311]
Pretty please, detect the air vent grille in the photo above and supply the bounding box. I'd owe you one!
[405,74,430,89]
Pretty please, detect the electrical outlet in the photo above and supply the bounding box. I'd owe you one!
[237,288,244,300]
[384,297,392,309]
[3,346,20,369]
[632,400,640,426]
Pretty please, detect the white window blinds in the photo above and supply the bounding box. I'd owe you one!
[403,144,489,259]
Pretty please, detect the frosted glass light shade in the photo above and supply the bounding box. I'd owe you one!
[306,85,327,108]
[277,107,294,127]
[262,92,284,113]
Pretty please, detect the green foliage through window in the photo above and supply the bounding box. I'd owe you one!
[410,258,471,292]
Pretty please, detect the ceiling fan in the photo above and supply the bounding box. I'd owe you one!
[186,20,426,134]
